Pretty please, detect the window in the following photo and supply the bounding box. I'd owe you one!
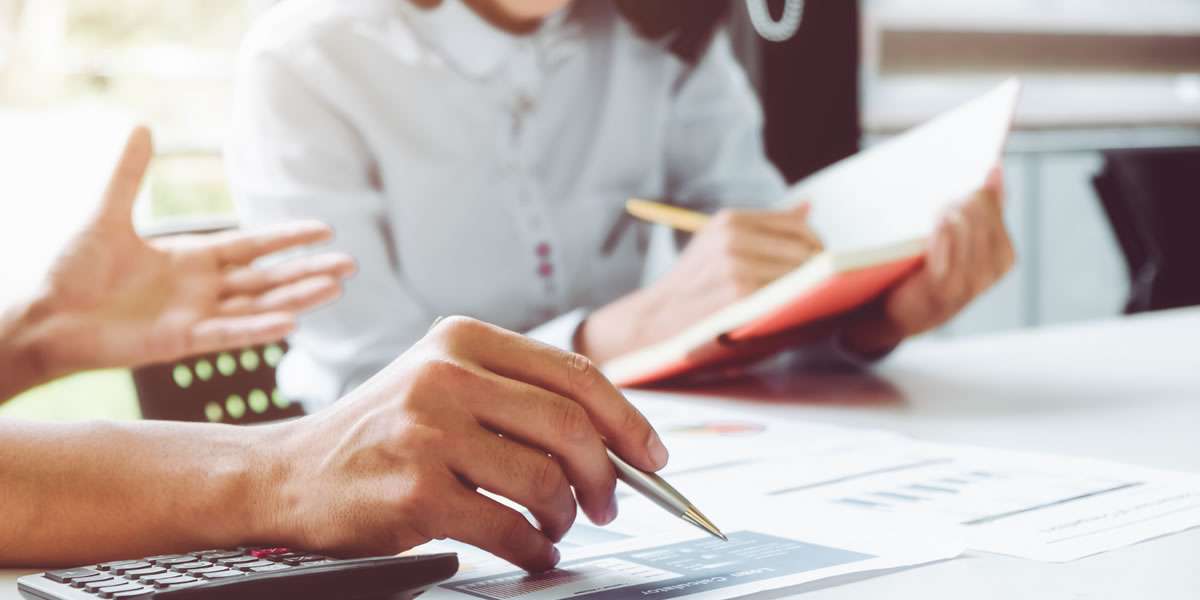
[0,1,267,218]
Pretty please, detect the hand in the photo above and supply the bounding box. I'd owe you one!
[580,204,822,363]
[28,127,356,379]
[263,317,670,572]
[841,167,1016,355]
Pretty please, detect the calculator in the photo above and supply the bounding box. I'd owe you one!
[17,548,458,600]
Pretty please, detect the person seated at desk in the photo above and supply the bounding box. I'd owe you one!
[228,0,1015,408]
[0,127,669,573]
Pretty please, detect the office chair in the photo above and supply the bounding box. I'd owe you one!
[1092,147,1200,314]
[130,218,305,424]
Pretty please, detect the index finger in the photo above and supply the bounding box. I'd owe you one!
[211,220,334,266]
[431,317,669,473]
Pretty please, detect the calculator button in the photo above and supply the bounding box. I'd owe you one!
[70,574,114,587]
[109,591,154,599]
[202,570,246,580]
[44,568,101,583]
[111,562,152,574]
[96,560,141,572]
[236,560,275,570]
[284,554,327,565]
[145,554,188,563]
[216,556,258,565]
[188,565,229,575]
[137,572,180,583]
[173,561,213,571]
[249,563,291,573]
[84,579,125,592]
[150,556,196,566]
[153,576,197,588]
[195,550,243,560]
[123,567,166,578]
[97,583,147,597]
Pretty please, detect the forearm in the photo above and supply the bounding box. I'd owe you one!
[0,297,55,402]
[0,418,287,567]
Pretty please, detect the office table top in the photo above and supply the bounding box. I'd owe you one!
[4,308,1198,599]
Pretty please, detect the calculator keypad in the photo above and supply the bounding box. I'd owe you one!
[41,547,336,597]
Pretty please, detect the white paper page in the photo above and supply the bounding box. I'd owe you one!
[783,79,1020,252]
[422,508,963,600]
[755,441,1200,562]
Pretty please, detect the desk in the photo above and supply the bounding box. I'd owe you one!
[4,308,1198,598]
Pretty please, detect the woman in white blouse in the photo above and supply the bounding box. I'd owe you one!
[229,0,1014,408]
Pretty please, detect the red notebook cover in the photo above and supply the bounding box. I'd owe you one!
[613,255,924,387]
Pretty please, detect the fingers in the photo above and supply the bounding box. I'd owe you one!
[724,254,798,293]
[212,220,334,266]
[188,313,295,356]
[726,229,822,273]
[222,252,356,296]
[750,202,824,251]
[439,486,559,573]
[939,209,973,306]
[96,126,153,228]
[429,318,669,473]
[460,369,618,526]
[218,275,343,317]
[446,427,579,543]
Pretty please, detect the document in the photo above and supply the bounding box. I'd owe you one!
[423,509,963,600]
[629,398,1200,562]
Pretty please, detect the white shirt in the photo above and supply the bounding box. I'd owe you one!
[228,0,791,407]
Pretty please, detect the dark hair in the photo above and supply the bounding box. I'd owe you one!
[614,0,731,63]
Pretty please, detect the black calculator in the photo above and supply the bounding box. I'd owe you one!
[17,548,458,600]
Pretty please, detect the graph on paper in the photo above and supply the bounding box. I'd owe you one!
[770,454,1142,526]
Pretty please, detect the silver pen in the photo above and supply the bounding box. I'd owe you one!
[607,448,728,541]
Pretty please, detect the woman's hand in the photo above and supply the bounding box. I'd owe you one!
[23,127,356,382]
[840,168,1016,355]
[262,317,670,572]
[580,204,822,363]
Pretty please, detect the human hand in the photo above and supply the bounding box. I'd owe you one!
[29,126,356,379]
[840,167,1016,355]
[580,204,822,363]
[263,317,669,572]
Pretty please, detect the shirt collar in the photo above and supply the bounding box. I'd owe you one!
[397,0,580,80]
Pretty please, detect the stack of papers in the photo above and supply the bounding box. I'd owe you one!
[419,398,1200,599]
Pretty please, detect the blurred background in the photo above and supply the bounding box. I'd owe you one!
[1,0,1198,418]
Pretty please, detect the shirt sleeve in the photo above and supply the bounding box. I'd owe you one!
[663,32,788,212]
[227,50,435,407]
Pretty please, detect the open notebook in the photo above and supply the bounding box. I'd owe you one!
[603,79,1022,387]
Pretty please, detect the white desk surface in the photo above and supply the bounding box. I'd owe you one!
[4,308,1199,598]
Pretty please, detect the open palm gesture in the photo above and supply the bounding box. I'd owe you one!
[34,127,355,379]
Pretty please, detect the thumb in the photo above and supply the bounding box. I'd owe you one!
[788,200,812,220]
[984,165,1005,205]
[95,126,154,228]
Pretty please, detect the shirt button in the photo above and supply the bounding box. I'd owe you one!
[516,94,535,114]
[538,263,554,278]
[536,242,551,258]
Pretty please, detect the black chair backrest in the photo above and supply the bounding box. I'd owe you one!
[132,342,305,424]
[1092,146,1200,314]
[131,218,305,424]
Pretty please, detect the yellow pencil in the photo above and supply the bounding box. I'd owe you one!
[625,198,710,233]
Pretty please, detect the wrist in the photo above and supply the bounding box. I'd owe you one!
[577,287,665,364]
[0,293,60,400]
[237,420,300,547]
